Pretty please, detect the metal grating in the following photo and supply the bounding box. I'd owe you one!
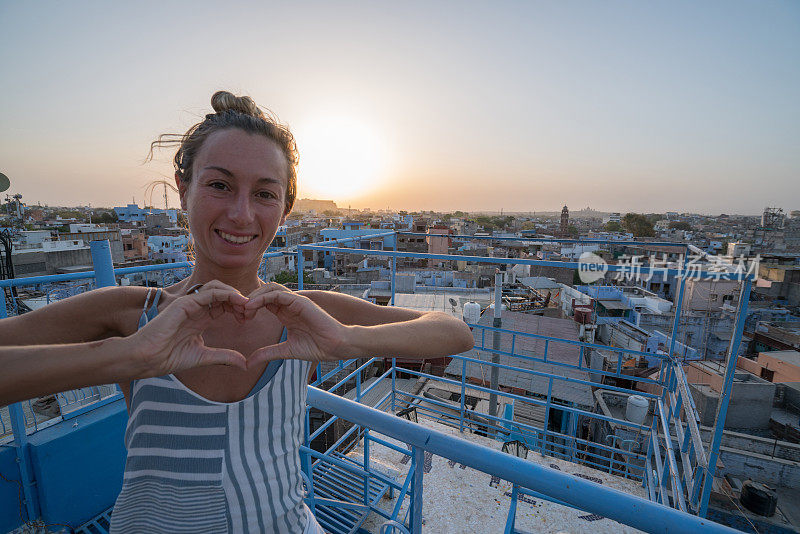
[73,507,112,534]
[311,451,391,534]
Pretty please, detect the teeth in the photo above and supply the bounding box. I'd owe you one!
[218,231,255,244]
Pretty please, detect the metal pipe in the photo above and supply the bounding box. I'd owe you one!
[391,232,397,306]
[410,447,424,534]
[699,278,752,516]
[489,270,502,425]
[297,246,304,290]
[295,246,751,282]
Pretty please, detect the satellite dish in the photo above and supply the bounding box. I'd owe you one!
[448,297,458,308]
[0,173,9,193]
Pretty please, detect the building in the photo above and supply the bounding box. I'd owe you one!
[147,235,189,263]
[119,228,149,261]
[114,203,178,224]
[426,226,451,267]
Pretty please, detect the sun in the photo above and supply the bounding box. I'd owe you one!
[294,117,387,201]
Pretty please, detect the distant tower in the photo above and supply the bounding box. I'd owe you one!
[560,205,569,236]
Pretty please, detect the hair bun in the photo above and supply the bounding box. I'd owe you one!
[211,90,265,119]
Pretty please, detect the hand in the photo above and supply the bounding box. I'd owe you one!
[130,283,249,377]
[244,283,352,366]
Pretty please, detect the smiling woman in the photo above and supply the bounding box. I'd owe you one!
[294,116,389,200]
[0,90,474,534]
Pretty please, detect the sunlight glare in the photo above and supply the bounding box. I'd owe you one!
[294,117,388,201]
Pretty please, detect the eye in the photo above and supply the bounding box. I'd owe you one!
[208,181,229,191]
[256,190,277,200]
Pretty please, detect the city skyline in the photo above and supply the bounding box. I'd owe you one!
[1,2,798,214]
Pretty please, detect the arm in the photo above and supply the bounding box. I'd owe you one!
[0,337,141,406]
[0,286,129,345]
[246,287,474,364]
[0,287,248,406]
[300,289,474,358]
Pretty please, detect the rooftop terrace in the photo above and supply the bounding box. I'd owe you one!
[0,235,759,533]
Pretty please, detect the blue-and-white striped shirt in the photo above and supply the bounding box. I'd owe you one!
[110,289,316,533]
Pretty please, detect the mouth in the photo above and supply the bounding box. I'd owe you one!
[216,230,257,245]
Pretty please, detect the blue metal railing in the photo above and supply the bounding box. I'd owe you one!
[307,386,738,534]
[0,233,753,531]
[296,233,753,526]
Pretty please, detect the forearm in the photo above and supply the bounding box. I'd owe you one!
[0,337,143,406]
[345,312,474,359]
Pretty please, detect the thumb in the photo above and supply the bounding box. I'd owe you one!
[197,348,247,370]
[249,341,294,367]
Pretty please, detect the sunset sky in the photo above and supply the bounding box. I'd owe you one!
[1,1,798,215]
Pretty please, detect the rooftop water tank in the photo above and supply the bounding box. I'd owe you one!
[487,302,507,312]
[462,301,481,325]
[625,395,648,425]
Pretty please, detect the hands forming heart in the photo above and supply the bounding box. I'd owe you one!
[131,280,351,378]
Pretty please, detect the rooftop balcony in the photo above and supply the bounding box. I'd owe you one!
[0,236,756,533]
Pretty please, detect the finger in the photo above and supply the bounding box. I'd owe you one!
[246,282,291,299]
[200,279,245,294]
[197,348,248,370]
[189,288,249,309]
[248,341,295,366]
[245,289,298,310]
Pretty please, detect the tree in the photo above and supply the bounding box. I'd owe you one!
[271,270,314,285]
[604,221,622,232]
[96,211,118,224]
[622,213,655,237]
[668,221,692,231]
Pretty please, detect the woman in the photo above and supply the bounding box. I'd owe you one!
[0,91,474,533]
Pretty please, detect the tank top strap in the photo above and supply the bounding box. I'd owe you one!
[137,288,154,330]
[245,327,287,398]
[146,288,162,321]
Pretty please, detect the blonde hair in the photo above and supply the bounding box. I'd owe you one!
[151,90,298,214]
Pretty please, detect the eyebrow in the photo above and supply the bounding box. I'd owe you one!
[202,166,282,185]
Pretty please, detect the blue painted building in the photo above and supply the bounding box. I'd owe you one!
[113,204,179,224]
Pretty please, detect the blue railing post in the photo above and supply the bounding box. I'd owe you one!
[459,358,467,433]
[364,429,371,506]
[297,246,304,290]
[89,239,124,393]
[504,484,519,534]
[391,358,397,411]
[659,249,689,385]
[302,404,314,514]
[391,232,397,306]
[410,447,424,534]
[9,402,40,522]
[699,278,752,516]
[90,240,116,288]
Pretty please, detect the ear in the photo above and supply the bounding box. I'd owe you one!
[175,173,188,210]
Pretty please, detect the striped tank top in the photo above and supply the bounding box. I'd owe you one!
[110,288,320,533]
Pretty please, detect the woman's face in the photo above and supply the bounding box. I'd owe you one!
[177,128,288,273]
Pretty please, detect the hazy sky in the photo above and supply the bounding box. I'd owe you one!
[1,1,798,215]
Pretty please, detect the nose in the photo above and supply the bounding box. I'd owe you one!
[228,192,254,226]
